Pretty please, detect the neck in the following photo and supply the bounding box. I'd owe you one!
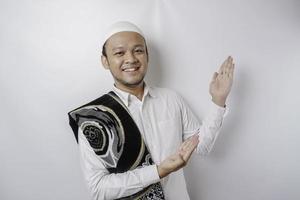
[114,82,145,101]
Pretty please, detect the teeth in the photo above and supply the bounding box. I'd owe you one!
[124,67,138,72]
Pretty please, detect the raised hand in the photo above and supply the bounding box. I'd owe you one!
[157,134,199,178]
[209,56,235,107]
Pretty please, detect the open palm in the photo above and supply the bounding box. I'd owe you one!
[157,135,199,178]
[209,56,235,106]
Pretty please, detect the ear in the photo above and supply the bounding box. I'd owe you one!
[101,55,109,69]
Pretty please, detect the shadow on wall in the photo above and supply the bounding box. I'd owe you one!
[144,41,165,87]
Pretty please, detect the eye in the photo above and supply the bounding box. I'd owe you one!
[114,51,124,56]
[135,48,145,53]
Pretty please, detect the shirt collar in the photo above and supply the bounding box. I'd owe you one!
[112,82,156,107]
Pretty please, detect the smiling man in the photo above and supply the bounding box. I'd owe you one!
[101,30,148,99]
[68,21,234,200]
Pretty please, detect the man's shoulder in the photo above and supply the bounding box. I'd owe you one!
[67,93,109,115]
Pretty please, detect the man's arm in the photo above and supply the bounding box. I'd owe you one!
[193,102,227,155]
[78,128,199,199]
[179,56,234,155]
[177,92,226,155]
[78,128,160,200]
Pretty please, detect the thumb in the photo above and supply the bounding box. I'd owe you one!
[211,72,218,82]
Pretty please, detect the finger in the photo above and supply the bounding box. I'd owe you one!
[224,58,234,78]
[224,58,232,74]
[182,136,199,161]
[229,56,233,64]
[182,134,198,149]
[218,57,230,74]
[228,62,235,74]
[182,134,197,146]
[225,56,233,75]
[220,56,232,76]
[189,135,199,150]
[224,65,229,76]
[180,134,199,151]
[229,63,235,78]
[180,137,194,151]
[182,146,196,162]
[179,142,193,158]
[211,72,218,82]
[192,134,200,144]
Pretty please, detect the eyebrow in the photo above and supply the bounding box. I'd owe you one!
[133,44,144,48]
[112,46,124,51]
[112,44,145,51]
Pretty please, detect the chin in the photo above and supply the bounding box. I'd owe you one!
[123,79,144,87]
[126,81,144,87]
[114,74,145,88]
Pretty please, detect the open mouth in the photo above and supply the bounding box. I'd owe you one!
[122,67,140,72]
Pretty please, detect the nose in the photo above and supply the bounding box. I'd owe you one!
[124,51,138,64]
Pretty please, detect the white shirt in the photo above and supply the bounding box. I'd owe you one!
[78,83,227,200]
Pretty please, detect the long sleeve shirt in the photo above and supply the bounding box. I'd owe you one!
[78,83,227,200]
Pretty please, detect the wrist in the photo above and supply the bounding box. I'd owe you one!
[212,96,226,107]
[156,164,168,179]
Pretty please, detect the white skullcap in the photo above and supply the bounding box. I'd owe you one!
[102,21,145,45]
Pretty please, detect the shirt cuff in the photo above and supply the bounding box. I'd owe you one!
[140,164,161,187]
[210,101,229,117]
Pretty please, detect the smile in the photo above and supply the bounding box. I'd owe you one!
[122,67,140,72]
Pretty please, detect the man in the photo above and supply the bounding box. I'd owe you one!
[68,21,234,200]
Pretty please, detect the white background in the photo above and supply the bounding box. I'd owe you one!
[1,0,299,199]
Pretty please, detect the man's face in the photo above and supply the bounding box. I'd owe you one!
[101,31,148,89]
